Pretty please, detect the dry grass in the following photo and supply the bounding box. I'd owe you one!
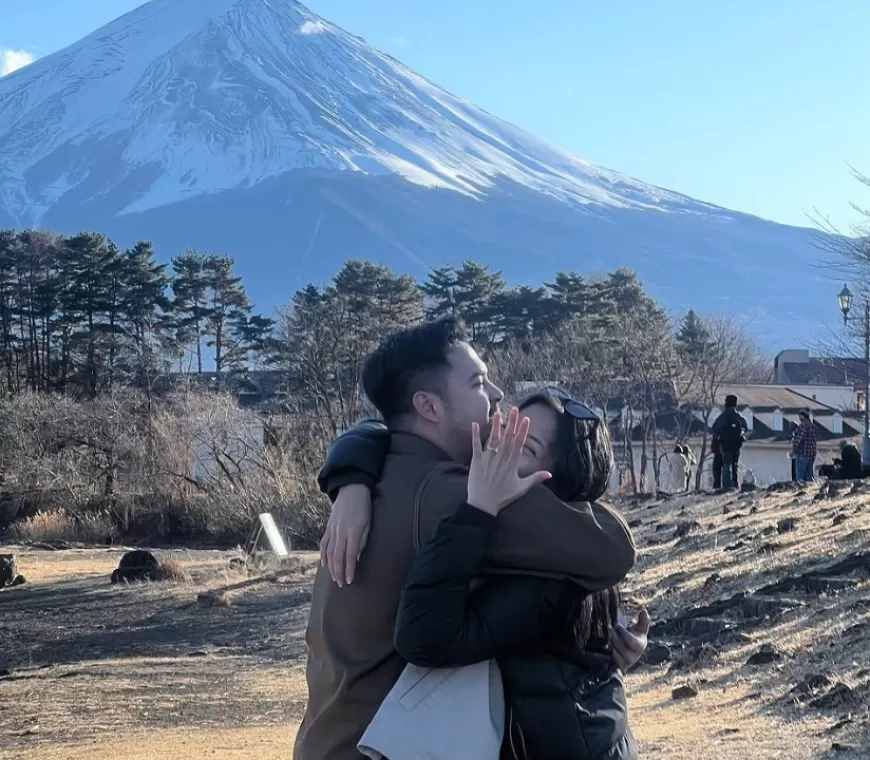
[2,484,870,759]
[155,557,191,583]
[7,510,115,544]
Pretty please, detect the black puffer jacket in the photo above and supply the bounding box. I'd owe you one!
[395,503,637,760]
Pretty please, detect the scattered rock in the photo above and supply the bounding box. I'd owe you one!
[831,743,859,753]
[0,668,11,678]
[678,617,735,639]
[745,643,782,666]
[790,673,833,699]
[703,573,723,590]
[0,554,26,589]
[754,551,870,597]
[777,517,800,534]
[724,541,746,552]
[655,523,671,533]
[643,642,673,666]
[821,717,854,735]
[767,481,801,493]
[669,643,720,672]
[833,513,849,527]
[111,550,160,584]
[740,483,757,493]
[757,542,781,554]
[674,520,701,539]
[228,557,248,571]
[810,683,860,710]
[628,518,643,529]
[741,595,804,619]
[722,505,731,515]
[672,684,699,701]
[750,505,759,514]
[843,621,866,637]
[757,525,777,538]
[197,591,231,608]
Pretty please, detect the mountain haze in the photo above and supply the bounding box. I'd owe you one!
[0,0,831,345]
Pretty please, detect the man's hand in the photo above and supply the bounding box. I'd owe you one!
[611,609,651,672]
[320,484,372,587]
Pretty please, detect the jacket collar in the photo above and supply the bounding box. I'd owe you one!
[389,431,455,464]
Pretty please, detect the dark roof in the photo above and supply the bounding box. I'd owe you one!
[714,384,833,412]
[778,357,868,387]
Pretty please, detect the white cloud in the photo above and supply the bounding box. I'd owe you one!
[0,48,35,77]
[298,20,327,35]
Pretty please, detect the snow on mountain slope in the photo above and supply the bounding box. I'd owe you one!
[0,0,713,225]
[0,0,834,349]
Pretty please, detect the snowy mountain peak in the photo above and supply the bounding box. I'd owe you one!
[0,0,705,226]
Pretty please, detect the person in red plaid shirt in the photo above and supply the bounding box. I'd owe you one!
[791,410,818,482]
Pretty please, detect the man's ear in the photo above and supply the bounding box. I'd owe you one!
[412,391,442,424]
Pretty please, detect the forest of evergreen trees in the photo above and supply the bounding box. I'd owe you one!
[0,227,769,545]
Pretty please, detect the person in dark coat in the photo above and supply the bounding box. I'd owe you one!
[834,439,863,480]
[711,395,747,489]
[789,422,799,481]
[394,390,639,760]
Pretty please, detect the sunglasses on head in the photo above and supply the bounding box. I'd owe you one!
[538,385,601,423]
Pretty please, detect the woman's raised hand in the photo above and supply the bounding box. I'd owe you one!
[467,407,551,515]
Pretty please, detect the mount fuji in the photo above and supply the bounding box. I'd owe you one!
[0,0,830,345]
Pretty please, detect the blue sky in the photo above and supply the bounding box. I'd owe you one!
[2,0,868,230]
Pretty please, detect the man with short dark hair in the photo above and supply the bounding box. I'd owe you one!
[293,317,638,760]
[711,394,747,490]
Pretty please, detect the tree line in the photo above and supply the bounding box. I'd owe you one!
[0,229,272,397]
[1,227,769,500]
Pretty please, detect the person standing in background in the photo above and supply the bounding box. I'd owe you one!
[681,444,696,491]
[711,395,747,490]
[791,410,818,482]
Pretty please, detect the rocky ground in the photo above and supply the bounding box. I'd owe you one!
[1,481,869,759]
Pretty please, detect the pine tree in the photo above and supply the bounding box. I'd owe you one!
[545,272,611,332]
[676,309,713,361]
[492,286,548,344]
[421,266,458,319]
[201,255,250,386]
[170,250,209,374]
[119,241,172,388]
[59,232,120,397]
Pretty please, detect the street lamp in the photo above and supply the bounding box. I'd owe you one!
[838,285,853,324]
[838,284,870,467]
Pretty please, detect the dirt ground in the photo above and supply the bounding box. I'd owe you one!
[2,482,869,759]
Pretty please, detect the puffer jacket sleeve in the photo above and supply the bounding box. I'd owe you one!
[316,420,390,501]
[395,502,566,668]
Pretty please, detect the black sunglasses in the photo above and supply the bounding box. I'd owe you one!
[538,385,601,423]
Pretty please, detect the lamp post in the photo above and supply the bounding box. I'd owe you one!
[838,284,870,466]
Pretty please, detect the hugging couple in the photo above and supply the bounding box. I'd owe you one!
[294,316,649,760]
